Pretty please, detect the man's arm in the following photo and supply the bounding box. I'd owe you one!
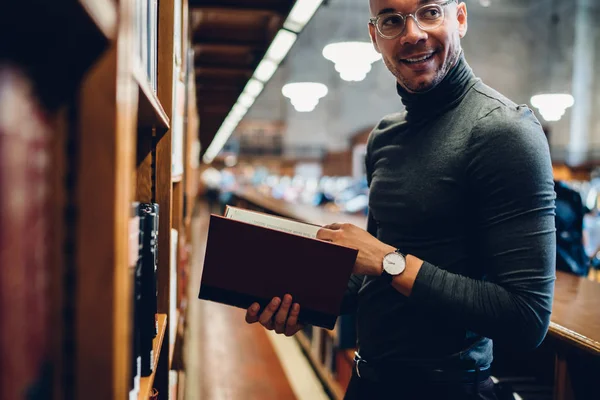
[319,106,556,350]
[409,107,556,350]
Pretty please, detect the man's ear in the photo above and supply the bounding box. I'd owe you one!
[457,2,468,38]
[368,23,381,53]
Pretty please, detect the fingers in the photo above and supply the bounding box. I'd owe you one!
[317,222,353,242]
[274,294,292,334]
[316,227,336,241]
[245,302,261,324]
[285,303,302,337]
[258,297,281,330]
[322,223,343,230]
[246,296,303,337]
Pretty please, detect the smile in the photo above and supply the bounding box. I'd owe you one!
[401,52,435,64]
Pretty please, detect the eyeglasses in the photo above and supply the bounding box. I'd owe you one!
[369,0,457,39]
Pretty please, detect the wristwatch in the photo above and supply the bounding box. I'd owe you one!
[381,249,406,283]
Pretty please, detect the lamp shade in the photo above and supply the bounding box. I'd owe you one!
[530,93,574,122]
[282,82,329,112]
[323,41,381,82]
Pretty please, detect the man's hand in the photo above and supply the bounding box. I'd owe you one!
[245,294,304,337]
[316,223,396,276]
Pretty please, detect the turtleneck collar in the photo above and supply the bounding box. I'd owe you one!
[396,52,478,122]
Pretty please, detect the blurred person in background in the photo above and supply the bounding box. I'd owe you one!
[200,167,221,211]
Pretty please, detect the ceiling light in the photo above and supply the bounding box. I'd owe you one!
[284,0,324,32]
[282,82,328,112]
[323,42,382,82]
[238,92,255,108]
[230,103,248,119]
[254,59,278,82]
[243,79,264,98]
[203,124,236,163]
[530,94,574,122]
[265,29,298,63]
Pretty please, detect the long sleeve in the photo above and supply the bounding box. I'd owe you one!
[409,106,556,350]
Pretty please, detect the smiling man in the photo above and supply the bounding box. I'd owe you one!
[245,0,557,398]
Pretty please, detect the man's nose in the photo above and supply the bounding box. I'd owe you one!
[400,16,428,46]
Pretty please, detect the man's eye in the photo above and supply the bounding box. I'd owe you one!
[382,15,403,26]
[418,8,441,20]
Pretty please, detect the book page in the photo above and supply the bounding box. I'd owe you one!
[224,206,320,239]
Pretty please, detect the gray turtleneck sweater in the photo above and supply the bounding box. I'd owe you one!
[343,55,556,371]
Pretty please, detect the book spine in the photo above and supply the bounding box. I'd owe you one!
[138,203,159,376]
[128,202,141,398]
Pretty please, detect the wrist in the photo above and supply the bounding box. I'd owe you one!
[390,254,424,296]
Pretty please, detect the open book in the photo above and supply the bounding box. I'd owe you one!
[198,206,358,329]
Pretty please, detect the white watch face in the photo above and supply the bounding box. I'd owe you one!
[383,252,406,275]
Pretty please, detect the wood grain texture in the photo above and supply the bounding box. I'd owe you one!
[553,352,575,400]
[75,0,137,397]
[155,0,176,396]
[549,271,600,356]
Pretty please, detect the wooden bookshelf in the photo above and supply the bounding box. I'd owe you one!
[4,0,200,399]
[138,314,168,400]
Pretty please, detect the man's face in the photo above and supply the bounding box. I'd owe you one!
[369,0,468,93]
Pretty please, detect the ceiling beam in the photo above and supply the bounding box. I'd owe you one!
[192,33,269,48]
[194,43,262,53]
[189,0,292,14]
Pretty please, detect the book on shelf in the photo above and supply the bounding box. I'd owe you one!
[138,203,160,377]
[171,78,185,177]
[198,206,358,330]
[169,228,178,349]
[0,64,53,400]
[133,0,158,91]
[128,202,143,400]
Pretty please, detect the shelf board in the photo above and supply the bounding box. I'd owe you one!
[296,331,345,400]
[78,0,118,40]
[133,63,170,132]
[138,314,168,400]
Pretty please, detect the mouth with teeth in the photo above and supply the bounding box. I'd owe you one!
[400,52,436,65]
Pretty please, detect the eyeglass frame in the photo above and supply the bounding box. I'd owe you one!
[369,0,458,39]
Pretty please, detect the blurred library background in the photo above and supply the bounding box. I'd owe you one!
[1,0,599,400]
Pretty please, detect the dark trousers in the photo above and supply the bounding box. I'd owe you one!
[344,367,499,400]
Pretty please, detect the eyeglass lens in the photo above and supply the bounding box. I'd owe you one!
[378,5,444,37]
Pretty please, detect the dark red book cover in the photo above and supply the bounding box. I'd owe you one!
[0,65,52,400]
[199,214,358,330]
